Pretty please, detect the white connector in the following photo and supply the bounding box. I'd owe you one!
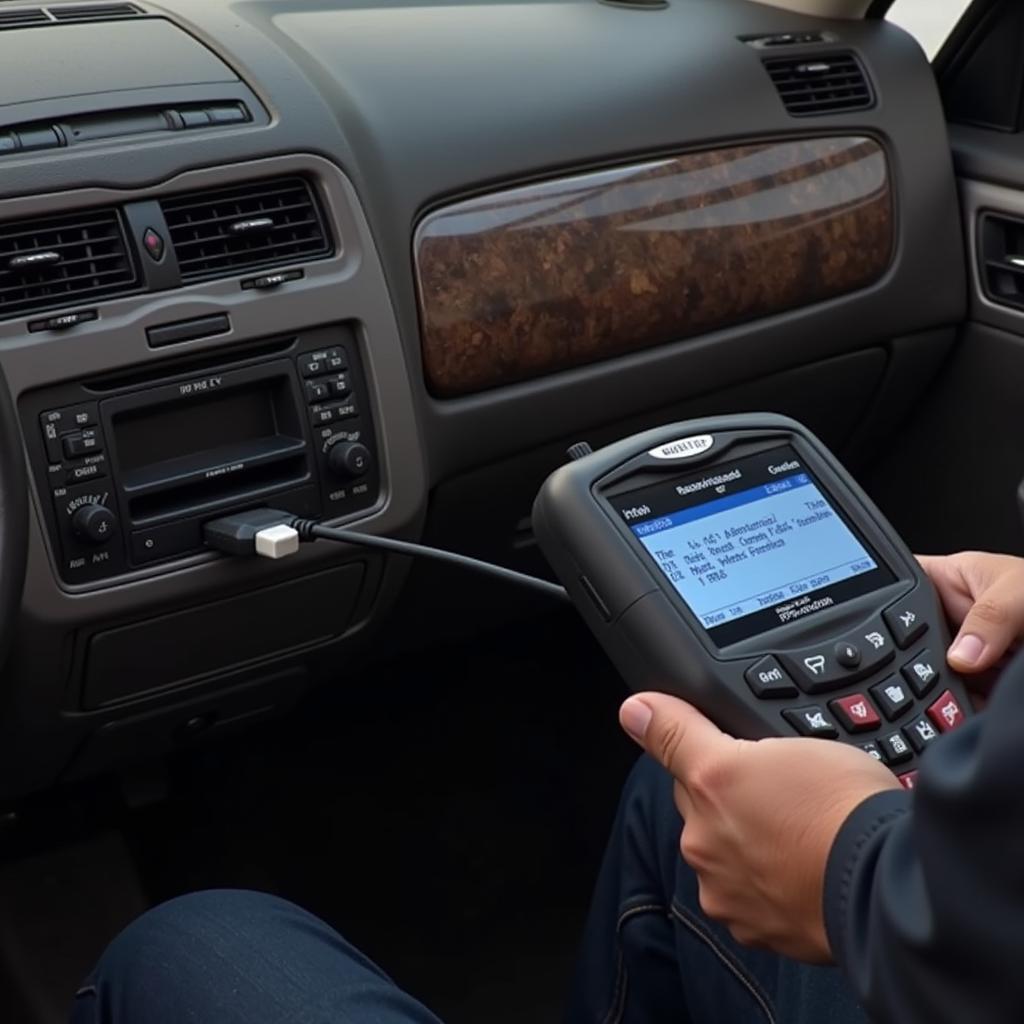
[253,523,301,559]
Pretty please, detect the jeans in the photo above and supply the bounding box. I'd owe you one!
[71,757,868,1024]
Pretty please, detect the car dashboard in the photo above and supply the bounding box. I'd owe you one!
[0,0,965,800]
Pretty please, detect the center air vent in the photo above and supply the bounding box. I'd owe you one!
[160,177,332,283]
[0,207,138,318]
[763,53,873,116]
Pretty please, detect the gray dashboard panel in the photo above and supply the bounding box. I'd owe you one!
[0,19,237,110]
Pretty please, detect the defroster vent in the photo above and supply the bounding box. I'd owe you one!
[0,207,138,318]
[160,177,332,283]
[763,53,873,116]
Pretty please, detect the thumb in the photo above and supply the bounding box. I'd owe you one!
[620,693,730,780]
[948,577,1024,673]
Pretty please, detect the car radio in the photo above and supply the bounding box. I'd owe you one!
[21,324,380,585]
[533,414,972,788]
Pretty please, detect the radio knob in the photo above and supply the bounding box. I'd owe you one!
[327,442,372,481]
[71,503,118,545]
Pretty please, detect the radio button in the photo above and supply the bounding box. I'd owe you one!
[328,372,351,398]
[299,354,326,378]
[744,656,798,699]
[884,595,930,649]
[869,676,914,720]
[879,731,913,765]
[304,380,331,403]
[63,453,107,484]
[783,705,839,738]
[902,651,940,698]
[830,693,881,733]
[63,429,102,459]
[327,398,358,421]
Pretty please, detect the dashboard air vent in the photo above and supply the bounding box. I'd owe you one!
[763,53,873,116]
[48,3,142,21]
[0,207,138,318]
[0,8,48,27]
[160,177,332,283]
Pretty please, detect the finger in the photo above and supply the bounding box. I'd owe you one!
[916,554,976,625]
[948,576,1024,672]
[619,693,731,781]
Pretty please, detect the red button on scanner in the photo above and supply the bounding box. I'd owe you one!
[830,693,881,733]
[927,690,967,734]
[899,771,919,790]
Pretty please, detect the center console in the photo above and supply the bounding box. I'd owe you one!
[21,324,381,586]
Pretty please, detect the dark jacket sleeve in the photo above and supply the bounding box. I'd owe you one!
[823,650,1024,1024]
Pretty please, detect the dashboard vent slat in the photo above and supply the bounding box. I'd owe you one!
[0,207,138,317]
[0,8,49,26]
[763,53,873,116]
[48,3,142,22]
[161,177,333,283]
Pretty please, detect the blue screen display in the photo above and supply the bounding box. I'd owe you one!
[630,471,878,632]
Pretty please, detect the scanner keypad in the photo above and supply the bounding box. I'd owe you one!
[748,597,970,773]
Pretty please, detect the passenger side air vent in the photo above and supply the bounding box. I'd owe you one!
[979,211,1024,312]
[0,208,138,318]
[160,177,332,283]
[763,53,873,116]
[48,3,143,21]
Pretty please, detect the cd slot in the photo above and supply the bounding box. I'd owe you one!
[128,448,310,526]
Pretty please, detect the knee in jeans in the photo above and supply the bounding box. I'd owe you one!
[95,889,296,985]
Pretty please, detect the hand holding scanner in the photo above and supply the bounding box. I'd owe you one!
[532,414,971,788]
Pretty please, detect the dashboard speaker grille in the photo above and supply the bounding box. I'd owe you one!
[160,177,333,283]
[0,207,138,318]
[763,53,873,116]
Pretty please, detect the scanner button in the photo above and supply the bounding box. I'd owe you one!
[869,676,914,720]
[879,731,913,765]
[851,620,895,670]
[830,693,880,733]
[902,651,940,698]
[859,741,884,763]
[744,656,798,699]
[310,404,335,426]
[834,641,861,669]
[927,690,967,734]
[884,596,929,649]
[783,705,839,739]
[780,649,848,693]
[904,715,940,753]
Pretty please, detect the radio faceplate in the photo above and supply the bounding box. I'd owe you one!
[21,324,381,587]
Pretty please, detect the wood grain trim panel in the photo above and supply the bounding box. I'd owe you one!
[414,137,894,397]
